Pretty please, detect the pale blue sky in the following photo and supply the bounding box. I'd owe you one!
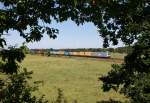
[4,20,124,49]
[4,21,98,48]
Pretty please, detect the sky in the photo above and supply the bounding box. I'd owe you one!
[4,20,124,49]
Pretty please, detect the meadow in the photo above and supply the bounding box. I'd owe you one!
[21,54,126,103]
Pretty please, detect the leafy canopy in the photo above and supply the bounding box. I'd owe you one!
[1,0,148,47]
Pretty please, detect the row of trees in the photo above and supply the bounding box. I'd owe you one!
[50,46,132,53]
[31,46,132,53]
[0,0,150,103]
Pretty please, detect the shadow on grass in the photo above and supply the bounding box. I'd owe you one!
[97,99,126,103]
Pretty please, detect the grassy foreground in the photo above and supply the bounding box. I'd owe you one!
[21,55,126,103]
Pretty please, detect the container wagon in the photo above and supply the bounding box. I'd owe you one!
[30,49,111,58]
[49,51,111,58]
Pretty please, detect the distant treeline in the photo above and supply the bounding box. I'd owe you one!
[48,46,133,54]
[112,46,133,54]
[59,46,132,53]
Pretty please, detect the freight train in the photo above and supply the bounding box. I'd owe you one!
[30,49,111,58]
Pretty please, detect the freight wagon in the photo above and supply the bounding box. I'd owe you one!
[50,51,111,58]
[30,49,111,58]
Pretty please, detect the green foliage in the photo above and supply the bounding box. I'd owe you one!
[125,73,150,103]
[0,46,48,103]
[38,47,131,54]
[0,69,48,103]
[51,89,78,103]
[95,0,150,103]
[100,37,150,103]
[0,0,144,47]
[97,99,123,103]
[52,89,68,103]
[0,47,25,74]
[20,42,30,54]
[1,0,147,48]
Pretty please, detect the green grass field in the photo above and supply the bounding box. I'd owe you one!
[111,53,126,59]
[21,55,126,103]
